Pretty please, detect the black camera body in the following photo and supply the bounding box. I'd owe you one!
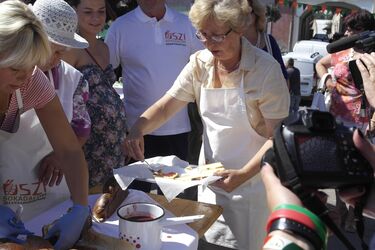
[271,109,373,192]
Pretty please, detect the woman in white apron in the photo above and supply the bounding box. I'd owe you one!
[36,21,91,187]
[124,0,290,249]
[0,1,89,249]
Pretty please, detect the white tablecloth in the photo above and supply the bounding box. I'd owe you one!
[25,189,198,250]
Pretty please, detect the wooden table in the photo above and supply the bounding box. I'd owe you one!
[89,185,222,238]
[148,193,222,238]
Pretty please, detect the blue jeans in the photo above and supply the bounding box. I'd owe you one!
[289,93,301,114]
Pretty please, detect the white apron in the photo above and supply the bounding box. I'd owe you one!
[48,61,81,122]
[198,72,268,250]
[0,89,70,221]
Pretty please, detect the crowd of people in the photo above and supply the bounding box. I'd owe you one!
[0,0,374,250]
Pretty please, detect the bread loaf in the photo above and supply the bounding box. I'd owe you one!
[92,177,129,222]
[0,235,53,250]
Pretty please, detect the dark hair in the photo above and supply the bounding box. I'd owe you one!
[287,58,294,67]
[64,0,79,6]
[343,9,375,32]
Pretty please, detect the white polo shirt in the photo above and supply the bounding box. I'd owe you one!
[105,6,203,136]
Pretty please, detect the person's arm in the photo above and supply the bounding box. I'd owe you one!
[38,75,90,186]
[358,52,375,107]
[36,96,88,206]
[70,77,91,146]
[261,164,314,250]
[213,118,282,192]
[104,23,121,70]
[125,94,189,160]
[315,54,335,90]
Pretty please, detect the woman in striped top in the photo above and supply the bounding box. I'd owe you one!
[0,1,89,249]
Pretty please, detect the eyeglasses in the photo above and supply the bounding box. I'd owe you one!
[195,29,232,43]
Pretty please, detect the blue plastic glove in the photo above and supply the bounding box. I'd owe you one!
[0,205,33,243]
[45,204,89,250]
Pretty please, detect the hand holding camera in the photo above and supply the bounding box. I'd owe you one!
[261,109,374,249]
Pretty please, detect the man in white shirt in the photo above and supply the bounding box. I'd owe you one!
[105,0,203,197]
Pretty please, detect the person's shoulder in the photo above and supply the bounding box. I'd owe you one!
[166,6,192,25]
[59,61,83,80]
[251,43,279,66]
[29,67,49,85]
[63,48,85,67]
[98,39,110,54]
[24,67,54,97]
[169,8,189,20]
[110,9,137,27]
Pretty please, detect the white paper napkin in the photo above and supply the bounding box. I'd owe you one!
[114,155,221,201]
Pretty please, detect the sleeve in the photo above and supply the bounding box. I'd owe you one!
[167,54,197,103]
[105,22,121,69]
[29,68,56,110]
[259,63,290,119]
[269,35,288,80]
[71,76,91,138]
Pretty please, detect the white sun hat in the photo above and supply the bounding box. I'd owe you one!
[32,0,88,49]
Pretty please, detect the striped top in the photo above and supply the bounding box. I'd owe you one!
[1,67,56,132]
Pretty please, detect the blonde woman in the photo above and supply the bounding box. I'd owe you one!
[124,0,290,249]
[0,1,89,249]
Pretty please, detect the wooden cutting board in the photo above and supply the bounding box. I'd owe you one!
[0,232,134,250]
[74,229,135,250]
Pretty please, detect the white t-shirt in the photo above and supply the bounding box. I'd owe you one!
[105,5,203,136]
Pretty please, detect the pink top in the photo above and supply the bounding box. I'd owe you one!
[329,49,369,126]
[1,67,56,132]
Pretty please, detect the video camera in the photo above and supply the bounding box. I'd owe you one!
[326,30,375,54]
[266,109,373,195]
[327,30,375,91]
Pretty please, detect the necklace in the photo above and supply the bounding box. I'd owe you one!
[216,60,240,73]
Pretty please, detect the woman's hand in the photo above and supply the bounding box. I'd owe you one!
[211,168,249,192]
[0,205,33,244]
[260,163,302,211]
[325,78,336,91]
[38,152,64,187]
[123,128,145,161]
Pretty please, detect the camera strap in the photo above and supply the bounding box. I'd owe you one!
[301,192,357,250]
[360,93,367,118]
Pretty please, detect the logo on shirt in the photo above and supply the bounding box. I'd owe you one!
[1,179,47,204]
[165,30,187,46]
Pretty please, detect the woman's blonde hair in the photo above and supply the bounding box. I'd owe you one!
[248,0,267,32]
[0,0,51,70]
[189,0,252,33]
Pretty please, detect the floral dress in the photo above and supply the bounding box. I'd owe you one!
[330,49,370,129]
[78,64,127,187]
